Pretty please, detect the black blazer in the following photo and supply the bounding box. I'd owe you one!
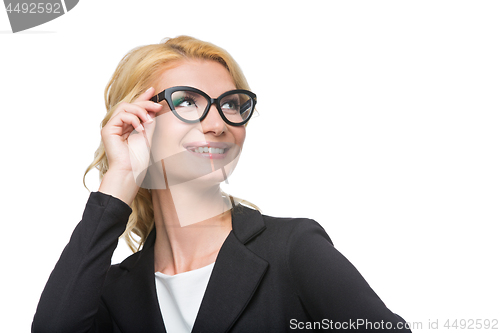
[32,192,411,332]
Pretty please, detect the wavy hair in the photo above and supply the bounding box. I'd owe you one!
[83,36,259,252]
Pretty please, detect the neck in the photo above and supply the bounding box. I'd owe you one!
[152,179,233,275]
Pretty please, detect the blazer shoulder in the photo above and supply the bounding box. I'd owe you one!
[260,212,333,244]
[261,213,323,227]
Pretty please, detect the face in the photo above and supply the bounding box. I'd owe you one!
[146,60,246,188]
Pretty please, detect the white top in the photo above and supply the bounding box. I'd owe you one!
[155,262,215,333]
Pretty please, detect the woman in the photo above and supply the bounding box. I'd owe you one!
[32,36,411,332]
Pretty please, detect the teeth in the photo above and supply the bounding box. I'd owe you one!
[193,147,225,154]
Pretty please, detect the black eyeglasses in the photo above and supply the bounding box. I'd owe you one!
[150,86,257,126]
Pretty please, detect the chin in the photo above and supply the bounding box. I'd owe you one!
[176,164,237,188]
[143,148,241,188]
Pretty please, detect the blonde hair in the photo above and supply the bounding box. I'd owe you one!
[83,36,259,252]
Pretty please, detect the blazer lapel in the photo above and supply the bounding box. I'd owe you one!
[112,205,267,333]
[192,205,268,333]
[110,229,167,333]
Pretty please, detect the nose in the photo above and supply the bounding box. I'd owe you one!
[200,103,226,136]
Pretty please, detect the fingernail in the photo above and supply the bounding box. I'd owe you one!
[137,124,145,132]
[146,113,153,121]
[154,103,162,107]
[146,87,154,93]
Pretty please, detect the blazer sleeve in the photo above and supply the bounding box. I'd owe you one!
[286,219,411,332]
[32,192,132,333]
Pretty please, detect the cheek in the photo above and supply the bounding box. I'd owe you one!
[151,114,188,160]
[234,127,246,147]
[155,112,189,142]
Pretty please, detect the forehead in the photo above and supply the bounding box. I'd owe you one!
[155,60,236,97]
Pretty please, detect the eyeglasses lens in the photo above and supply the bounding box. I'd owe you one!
[171,90,207,121]
[170,90,253,124]
[220,93,253,124]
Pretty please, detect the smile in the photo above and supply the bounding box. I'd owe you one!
[183,142,231,159]
[188,147,227,154]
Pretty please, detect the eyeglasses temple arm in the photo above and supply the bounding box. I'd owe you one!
[150,92,163,103]
[240,99,253,114]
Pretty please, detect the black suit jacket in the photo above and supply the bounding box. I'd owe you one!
[32,192,411,332]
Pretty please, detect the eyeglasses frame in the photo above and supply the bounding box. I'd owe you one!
[150,86,257,126]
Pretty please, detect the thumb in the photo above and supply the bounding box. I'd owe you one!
[127,117,156,188]
[142,116,156,152]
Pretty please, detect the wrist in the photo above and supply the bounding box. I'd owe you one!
[98,169,139,207]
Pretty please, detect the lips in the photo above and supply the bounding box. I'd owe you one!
[183,141,232,159]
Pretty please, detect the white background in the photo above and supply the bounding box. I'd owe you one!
[1,1,499,332]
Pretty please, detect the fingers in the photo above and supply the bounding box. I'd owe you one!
[119,112,146,132]
[115,102,161,125]
[100,88,163,179]
[109,88,163,132]
[127,86,162,122]
[135,86,157,102]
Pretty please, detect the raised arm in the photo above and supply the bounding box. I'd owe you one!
[32,192,131,333]
[32,87,161,332]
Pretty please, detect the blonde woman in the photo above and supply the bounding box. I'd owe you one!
[32,36,411,332]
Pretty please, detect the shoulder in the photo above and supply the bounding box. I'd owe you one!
[258,208,334,248]
[234,204,335,259]
[260,213,338,265]
[235,203,328,233]
[264,214,329,236]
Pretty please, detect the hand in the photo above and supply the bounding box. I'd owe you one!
[98,87,162,204]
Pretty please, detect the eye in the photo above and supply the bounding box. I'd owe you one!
[172,91,201,109]
[221,101,235,109]
[174,97,197,108]
[221,99,240,112]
